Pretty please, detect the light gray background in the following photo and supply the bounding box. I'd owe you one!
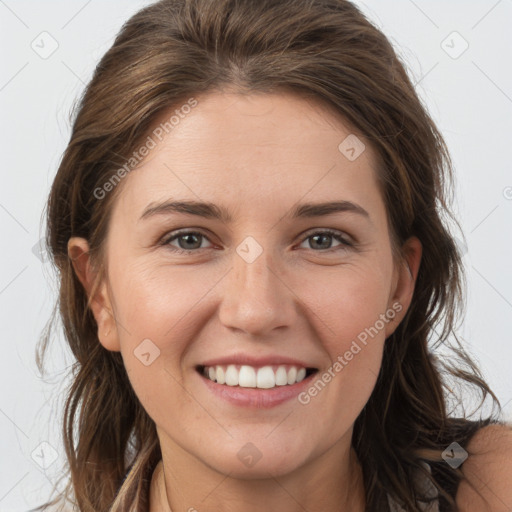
[0,0,511,510]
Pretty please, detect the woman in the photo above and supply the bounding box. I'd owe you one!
[34,0,512,511]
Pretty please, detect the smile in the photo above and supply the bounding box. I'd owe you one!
[198,364,318,389]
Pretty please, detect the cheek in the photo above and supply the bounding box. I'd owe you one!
[108,262,217,402]
[300,261,392,346]
[110,251,393,411]
[111,266,200,423]
[110,259,222,342]
[111,251,393,365]
[295,262,392,416]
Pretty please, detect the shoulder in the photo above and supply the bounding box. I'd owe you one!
[456,422,512,511]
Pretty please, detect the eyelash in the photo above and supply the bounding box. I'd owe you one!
[160,229,355,255]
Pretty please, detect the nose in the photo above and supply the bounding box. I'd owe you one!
[218,240,297,337]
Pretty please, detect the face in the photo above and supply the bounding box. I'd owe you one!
[70,90,421,479]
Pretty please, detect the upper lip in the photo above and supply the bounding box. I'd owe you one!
[198,354,318,369]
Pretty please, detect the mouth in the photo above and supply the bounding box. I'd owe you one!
[196,364,319,389]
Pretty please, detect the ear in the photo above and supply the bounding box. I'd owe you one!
[384,236,422,339]
[67,237,121,352]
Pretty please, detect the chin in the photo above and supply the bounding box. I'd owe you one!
[201,439,311,479]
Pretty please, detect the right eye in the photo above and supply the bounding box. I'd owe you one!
[161,230,214,254]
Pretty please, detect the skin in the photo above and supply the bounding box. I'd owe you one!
[68,89,422,512]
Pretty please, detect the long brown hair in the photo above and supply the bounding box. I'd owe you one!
[33,0,503,510]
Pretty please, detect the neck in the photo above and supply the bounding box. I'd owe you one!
[150,432,366,512]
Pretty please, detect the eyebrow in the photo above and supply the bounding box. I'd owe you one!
[139,199,371,223]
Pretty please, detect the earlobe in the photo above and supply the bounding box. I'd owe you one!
[385,236,422,338]
[67,237,121,352]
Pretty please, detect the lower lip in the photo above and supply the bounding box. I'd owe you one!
[198,370,318,408]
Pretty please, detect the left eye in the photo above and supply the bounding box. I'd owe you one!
[161,229,353,254]
[297,230,352,251]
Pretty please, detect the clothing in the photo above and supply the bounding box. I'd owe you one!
[387,461,440,511]
[40,466,442,512]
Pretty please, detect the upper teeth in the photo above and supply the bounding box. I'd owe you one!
[203,365,308,389]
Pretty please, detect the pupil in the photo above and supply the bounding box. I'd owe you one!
[182,234,199,249]
[312,234,330,249]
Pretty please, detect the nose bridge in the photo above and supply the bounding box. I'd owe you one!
[219,235,294,335]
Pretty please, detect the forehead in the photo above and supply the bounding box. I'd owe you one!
[111,90,384,222]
